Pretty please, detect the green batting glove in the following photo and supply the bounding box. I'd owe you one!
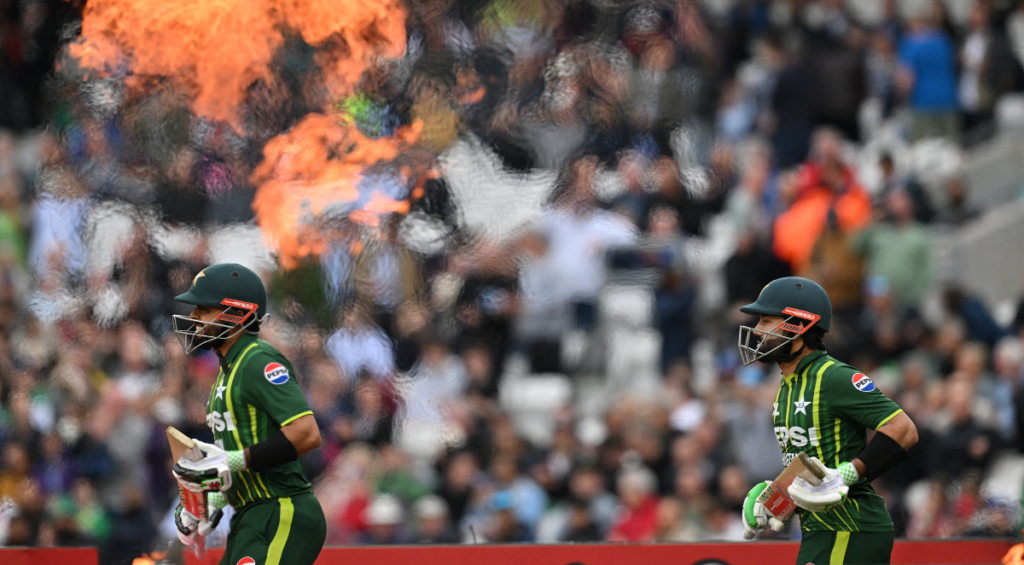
[743,482,787,539]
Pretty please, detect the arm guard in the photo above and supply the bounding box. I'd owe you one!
[856,430,908,482]
[248,428,299,473]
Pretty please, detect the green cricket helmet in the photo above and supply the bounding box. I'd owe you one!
[172,263,268,354]
[737,276,832,366]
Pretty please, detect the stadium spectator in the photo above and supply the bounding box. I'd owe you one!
[536,462,618,542]
[698,497,746,541]
[325,303,396,383]
[652,496,697,542]
[935,175,980,226]
[562,500,604,542]
[606,465,659,542]
[482,491,532,543]
[0,443,30,501]
[942,287,1010,349]
[774,155,871,272]
[897,4,958,141]
[412,495,457,544]
[898,5,959,140]
[989,337,1024,439]
[362,494,408,545]
[768,33,817,168]
[929,379,996,480]
[851,190,933,309]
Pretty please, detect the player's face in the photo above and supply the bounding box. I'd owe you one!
[738,312,804,365]
[190,305,226,337]
[173,304,237,354]
[752,314,791,362]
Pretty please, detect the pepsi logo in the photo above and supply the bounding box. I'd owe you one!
[264,362,290,385]
[852,373,876,393]
[236,558,256,565]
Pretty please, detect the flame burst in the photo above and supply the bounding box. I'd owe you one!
[67,0,414,267]
[251,114,420,268]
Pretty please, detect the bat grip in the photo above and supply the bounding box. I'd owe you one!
[798,452,827,480]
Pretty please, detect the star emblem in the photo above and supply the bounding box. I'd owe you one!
[794,398,811,415]
[192,269,207,287]
[216,384,226,400]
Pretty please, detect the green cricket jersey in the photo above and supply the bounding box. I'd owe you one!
[772,351,903,533]
[206,333,315,508]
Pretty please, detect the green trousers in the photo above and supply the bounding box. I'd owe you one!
[797,530,894,565]
[220,492,326,565]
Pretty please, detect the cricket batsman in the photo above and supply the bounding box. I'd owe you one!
[170,263,326,565]
[738,277,919,565]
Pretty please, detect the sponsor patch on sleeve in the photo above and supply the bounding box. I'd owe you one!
[852,373,876,393]
[264,362,290,385]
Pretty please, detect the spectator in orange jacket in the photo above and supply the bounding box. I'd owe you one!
[773,159,872,272]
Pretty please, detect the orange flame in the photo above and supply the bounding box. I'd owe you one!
[250,114,421,268]
[68,0,406,130]
[66,0,419,268]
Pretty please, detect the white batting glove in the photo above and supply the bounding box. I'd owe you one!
[788,457,856,513]
[172,439,245,493]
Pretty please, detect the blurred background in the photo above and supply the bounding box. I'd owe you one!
[1,0,1024,563]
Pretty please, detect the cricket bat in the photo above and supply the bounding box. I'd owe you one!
[167,426,207,558]
[757,451,827,522]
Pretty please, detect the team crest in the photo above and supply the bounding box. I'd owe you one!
[236,558,256,565]
[264,362,290,385]
[852,373,876,393]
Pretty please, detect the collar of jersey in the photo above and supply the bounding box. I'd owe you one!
[223,332,258,368]
[785,350,828,382]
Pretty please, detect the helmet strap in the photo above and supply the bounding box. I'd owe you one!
[214,348,230,373]
[777,341,805,364]
[197,331,229,353]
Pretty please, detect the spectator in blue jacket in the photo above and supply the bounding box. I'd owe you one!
[898,10,959,140]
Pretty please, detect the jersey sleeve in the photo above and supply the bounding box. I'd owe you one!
[239,349,313,428]
[824,365,903,431]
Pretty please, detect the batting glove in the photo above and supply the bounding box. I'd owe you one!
[788,456,856,513]
[174,504,200,546]
[174,492,227,546]
[172,439,246,493]
[742,482,788,539]
[198,492,226,536]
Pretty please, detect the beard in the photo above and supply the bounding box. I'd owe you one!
[194,321,230,351]
[196,335,228,351]
[754,332,793,364]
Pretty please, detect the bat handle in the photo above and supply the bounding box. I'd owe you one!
[798,452,827,480]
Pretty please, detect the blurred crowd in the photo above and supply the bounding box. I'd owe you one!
[1,0,1024,563]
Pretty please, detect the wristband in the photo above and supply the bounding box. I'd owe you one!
[248,429,299,473]
[226,450,247,472]
[855,430,907,482]
[837,461,859,486]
